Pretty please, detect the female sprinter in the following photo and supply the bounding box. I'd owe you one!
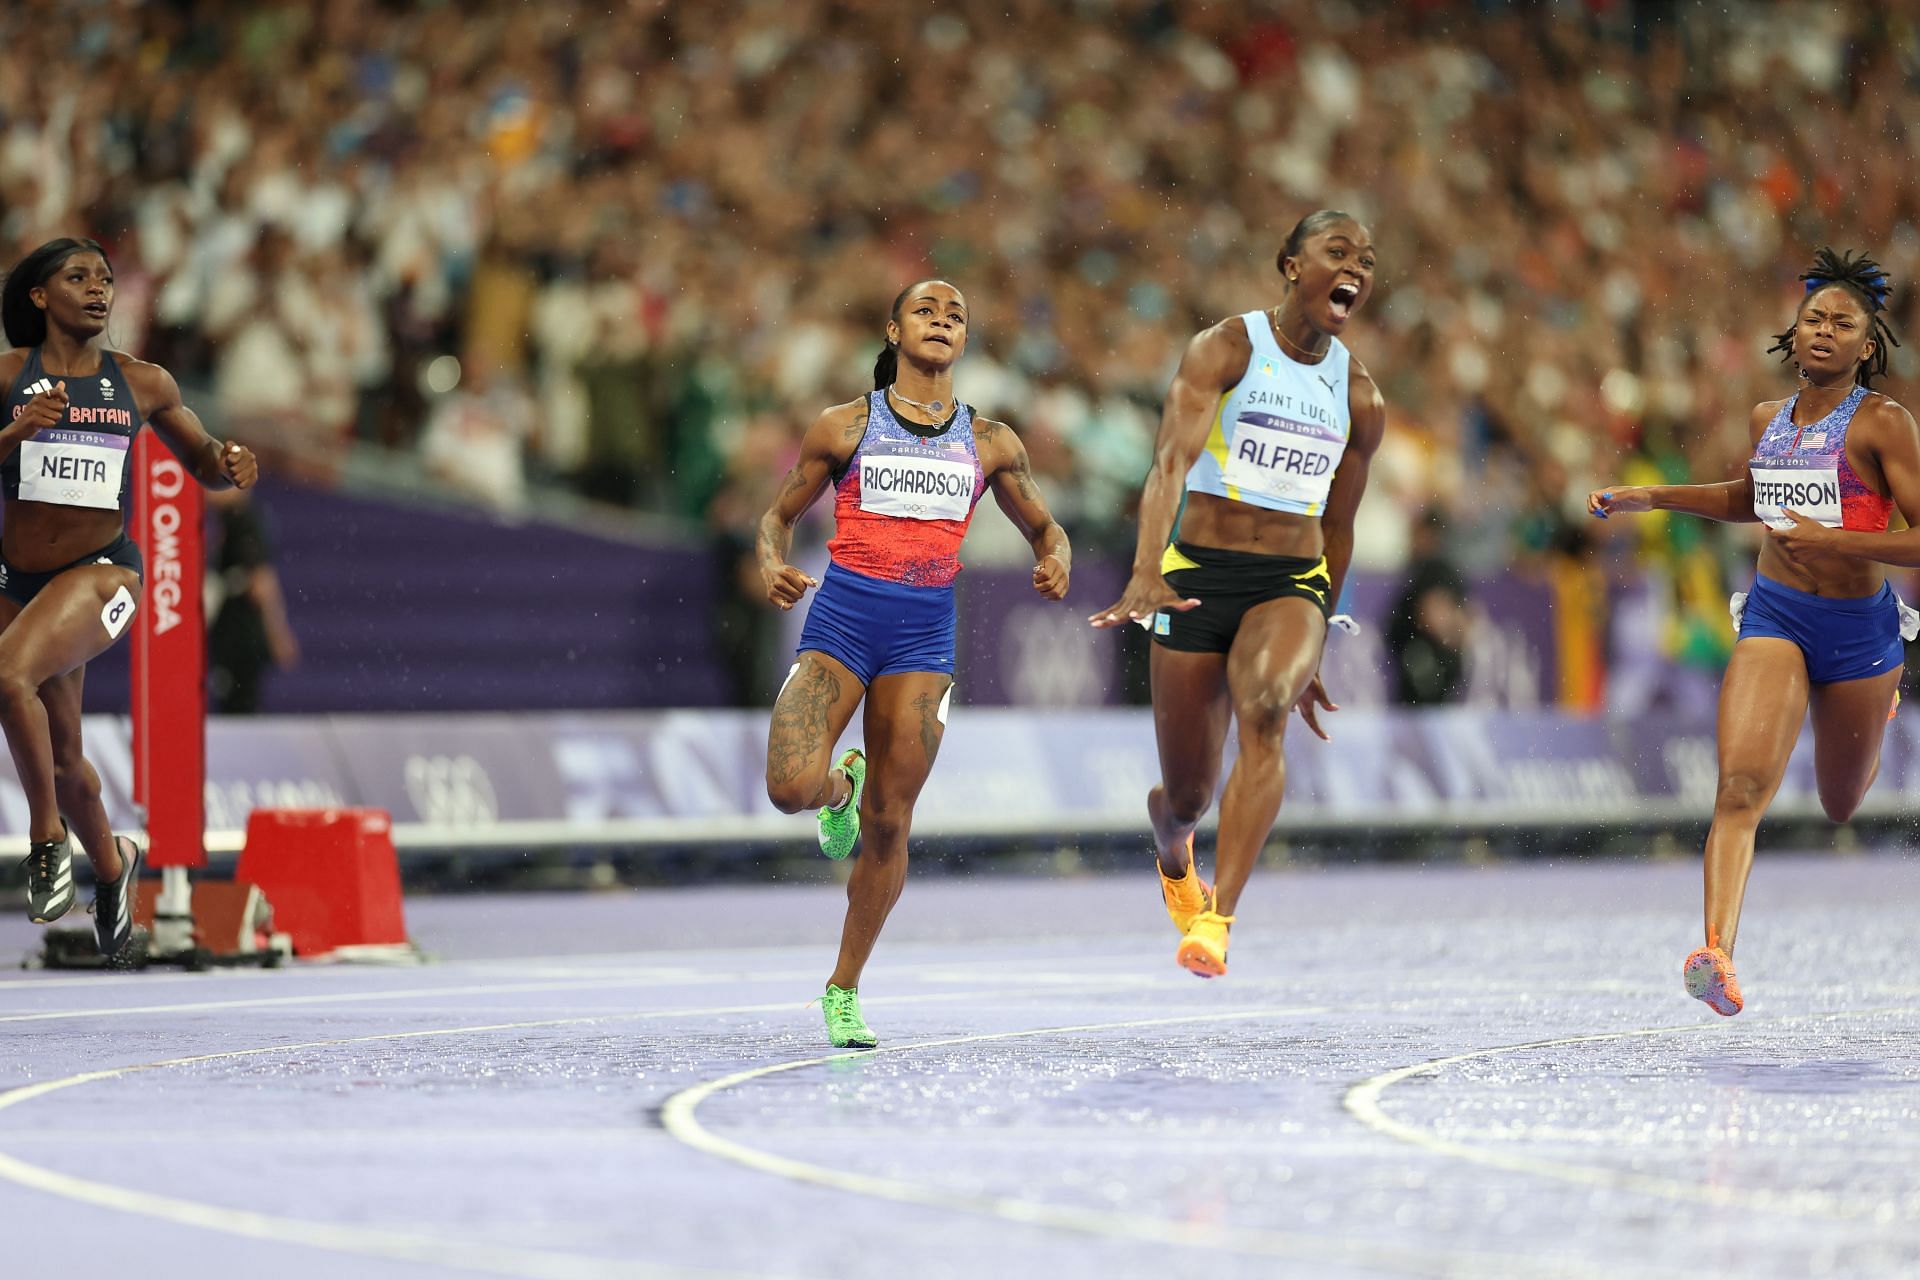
[3,237,258,962]
[757,280,1071,1048]
[1590,248,1920,1017]
[1091,210,1386,979]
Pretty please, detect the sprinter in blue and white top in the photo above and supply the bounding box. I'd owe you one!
[0,236,258,964]
[1183,308,1353,518]
[1093,210,1387,981]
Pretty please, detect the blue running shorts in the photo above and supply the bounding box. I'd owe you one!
[796,561,957,685]
[0,532,144,607]
[1731,574,1918,685]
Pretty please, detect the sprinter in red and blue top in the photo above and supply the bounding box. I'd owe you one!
[1591,247,1920,1018]
[1,237,259,964]
[757,279,1071,1049]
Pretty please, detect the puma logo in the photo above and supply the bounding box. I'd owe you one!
[1318,375,1338,397]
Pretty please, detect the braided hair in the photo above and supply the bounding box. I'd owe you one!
[1767,248,1900,387]
[873,279,932,391]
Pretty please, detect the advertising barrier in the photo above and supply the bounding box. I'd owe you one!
[1,707,1911,850]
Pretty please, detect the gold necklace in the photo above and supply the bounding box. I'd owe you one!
[1269,309,1327,362]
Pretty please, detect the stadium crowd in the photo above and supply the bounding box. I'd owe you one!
[3,0,1919,699]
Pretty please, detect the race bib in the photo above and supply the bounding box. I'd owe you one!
[859,453,975,521]
[1750,459,1842,529]
[19,430,128,510]
[1221,412,1344,509]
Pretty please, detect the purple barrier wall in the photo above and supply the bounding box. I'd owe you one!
[84,481,731,714]
[73,476,1560,714]
[954,559,1560,710]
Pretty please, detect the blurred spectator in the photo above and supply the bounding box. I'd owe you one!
[706,473,780,708]
[417,355,539,513]
[1384,510,1472,706]
[207,487,299,715]
[4,0,1919,700]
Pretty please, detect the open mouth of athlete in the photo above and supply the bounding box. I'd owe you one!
[925,333,953,347]
[82,301,109,318]
[1808,341,1835,358]
[1328,281,1360,321]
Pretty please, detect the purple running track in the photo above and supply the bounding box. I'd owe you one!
[1,854,1917,1279]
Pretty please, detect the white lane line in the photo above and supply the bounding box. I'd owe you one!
[0,985,1092,1280]
[0,965,998,1025]
[1343,1007,1920,1222]
[0,1024,785,1280]
[0,975,724,1025]
[0,963,695,993]
[659,1006,1622,1279]
[0,960,1156,1025]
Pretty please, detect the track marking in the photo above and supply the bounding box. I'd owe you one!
[1343,1007,1920,1223]
[659,1006,1626,1279]
[0,985,1120,1280]
[0,994,1617,1279]
[0,958,1158,1025]
[0,966,1103,1025]
[0,974,741,1025]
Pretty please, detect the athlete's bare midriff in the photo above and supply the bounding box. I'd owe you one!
[1754,540,1884,599]
[1177,491,1324,561]
[1,502,125,573]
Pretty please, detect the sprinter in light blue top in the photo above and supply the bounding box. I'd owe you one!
[1094,210,1387,983]
[1184,310,1351,517]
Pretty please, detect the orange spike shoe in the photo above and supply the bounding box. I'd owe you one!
[1176,911,1233,979]
[1683,945,1744,1017]
[1158,836,1212,935]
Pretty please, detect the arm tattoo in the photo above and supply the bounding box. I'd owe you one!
[910,686,946,765]
[1012,452,1038,502]
[768,661,843,786]
[842,404,870,444]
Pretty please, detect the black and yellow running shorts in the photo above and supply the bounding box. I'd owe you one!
[1149,541,1332,653]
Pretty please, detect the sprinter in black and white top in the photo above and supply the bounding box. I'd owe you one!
[1092,210,1386,980]
[0,237,258,962]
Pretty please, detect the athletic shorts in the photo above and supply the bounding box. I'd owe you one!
[1150,541,1332,654]
[0,532,144,607]
[797,560,956,684]
[1731,573,1918,685]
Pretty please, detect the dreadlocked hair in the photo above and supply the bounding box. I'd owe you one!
[1766,247,1900,387]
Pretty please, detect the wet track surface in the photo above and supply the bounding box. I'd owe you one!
[2,854,1917,1278]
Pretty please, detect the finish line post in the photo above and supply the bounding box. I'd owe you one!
[129,432,206,958]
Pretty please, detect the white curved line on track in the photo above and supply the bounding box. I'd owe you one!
[659,1006,1631,1279]
[1343,1007,1920,1222]
[0,985,1090,1280]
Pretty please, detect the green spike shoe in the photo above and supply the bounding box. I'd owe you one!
[817,748,866,861]
[821,984,878,1049]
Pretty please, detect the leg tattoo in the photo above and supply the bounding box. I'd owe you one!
[769,661,842,785]
[910,687,945,766]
